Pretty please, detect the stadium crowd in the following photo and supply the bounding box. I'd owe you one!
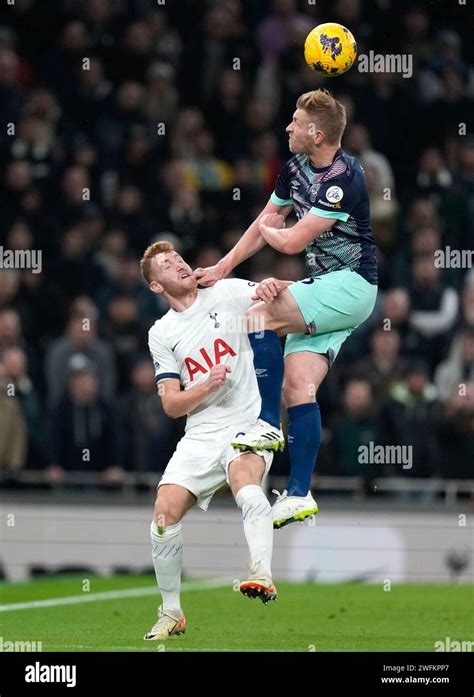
[0,0,472,491]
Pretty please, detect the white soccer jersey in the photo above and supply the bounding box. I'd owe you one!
[148,279,262,433]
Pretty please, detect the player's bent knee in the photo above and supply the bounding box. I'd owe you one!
[228,454,265,497]
[283,376,315,404]
[154,486,187,526]
[155,507,181,528]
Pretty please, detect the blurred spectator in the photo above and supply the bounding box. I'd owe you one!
[0,308,23,350]
[421,67,474,149]
[95,253,158,320]
[179,3,253,104]
[117,127,156,197]
[435,328,474,400]
[378,288,424,360]
[418,30,472,103]
[351,327,409,403]
[58,165,94,223]
[329,379,382,487]
[0,272,21,310]
[256,0,313,60]
[146,9,182,67]
[46,361,122,485]
[399,7,433,63]
[7,112,58,188]
[250,131,281,197]
[45,312,116,407]
[5,220,34,253]
[1,161,33,226]
[205,69,247,162]
[382,362,441,479]
[68,57,113,135]
[16,270,67,362]
[439,381,474,479]
[0,47,24,124]
[390,225,442,288]
[1,346,46,468]
[111,21,155,83]
[344,123,395,193]
[111,185,154,250]
[364,163,398,256]
[49,223,106,298]
[186,130,233,193]
[416,147,452,196]
[0,363,27,479]
[399,198,441,245]
[408,254,459,367]
[121,357,182,473]
[104,295,148,391]
[94,228,128,280]
[453,140,474,196]
[193,246,223,271]
[167,186,215,250]
[95,81,147,164]
[40,21,91,102]
[170,109,206,160]
[145,61,178,125]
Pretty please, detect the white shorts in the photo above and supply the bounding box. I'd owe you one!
[158,421,273,511]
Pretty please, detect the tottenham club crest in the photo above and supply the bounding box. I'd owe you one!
[326,186,344,203]
[209,312,220,328]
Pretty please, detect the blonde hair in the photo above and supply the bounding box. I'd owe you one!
[140,240,175,283]
[296,89,346,145]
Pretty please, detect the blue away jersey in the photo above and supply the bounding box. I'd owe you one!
[271,148,378,285]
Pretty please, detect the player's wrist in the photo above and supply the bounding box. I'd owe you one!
[202,378,214,394]
[217,258,231,278]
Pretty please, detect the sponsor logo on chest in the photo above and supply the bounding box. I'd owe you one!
[184,338,237,381]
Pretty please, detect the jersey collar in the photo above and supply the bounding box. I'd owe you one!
[168,288,205,317]
[308,147,343,173]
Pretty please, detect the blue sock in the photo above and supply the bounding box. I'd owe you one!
[248,330,284,429]
[287,402,321,496]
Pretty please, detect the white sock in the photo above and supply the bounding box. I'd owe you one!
[235,484,273,579]
[150,521,183,614]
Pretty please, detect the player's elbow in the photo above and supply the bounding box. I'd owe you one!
[162,401,181,419]
[282,238,305,255]
[159,393,180,419]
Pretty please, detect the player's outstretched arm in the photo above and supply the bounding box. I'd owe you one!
[194,199,293,287]
[259,211,334,254]
[158,365,231,419]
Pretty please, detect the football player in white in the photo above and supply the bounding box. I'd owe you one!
[141,240,280,642]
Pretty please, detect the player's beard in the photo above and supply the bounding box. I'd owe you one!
[165,276,198,298]
[288,137,308,154]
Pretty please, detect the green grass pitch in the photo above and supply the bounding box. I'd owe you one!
[1,574,472,652]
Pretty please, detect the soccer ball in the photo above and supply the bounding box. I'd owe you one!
[304,23,357,77]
